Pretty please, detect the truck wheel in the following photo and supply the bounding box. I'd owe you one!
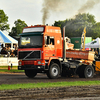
[78,65,94,78]
[25,70,37,78]
[46,63,60,79]
[84,65,94,78]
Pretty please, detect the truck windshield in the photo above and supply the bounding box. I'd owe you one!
[19,35,43,48]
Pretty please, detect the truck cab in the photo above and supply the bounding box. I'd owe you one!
[18,25,63,78]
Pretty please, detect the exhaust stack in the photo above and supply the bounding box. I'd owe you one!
[63,26,67,62]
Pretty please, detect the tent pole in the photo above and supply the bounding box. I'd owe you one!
[3,43,5,47]
[11,43,13,49]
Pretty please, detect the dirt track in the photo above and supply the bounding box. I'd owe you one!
[0,85,100,100]
[0,73,100,84]
[0,73,100,99]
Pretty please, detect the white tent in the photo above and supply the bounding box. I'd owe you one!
[85,37,100,48]
[0,30,18,48]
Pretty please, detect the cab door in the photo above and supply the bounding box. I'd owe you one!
[55,36,62,57]
[44,36,55,59]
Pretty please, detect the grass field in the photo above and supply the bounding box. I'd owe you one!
[0,69,24,73]
[0,66,17,69]
[0,81,100,90]
[0,66,24,73]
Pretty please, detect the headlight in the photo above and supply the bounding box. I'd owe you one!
[19,61,22,66]
[38,61,41,64]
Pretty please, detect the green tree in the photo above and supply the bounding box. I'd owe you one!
[54,13,96,38]
[54,20,64,28]
[0,9,10,31]
[54,19,69,36]
[90,22,100,38]
[9,19,27,37]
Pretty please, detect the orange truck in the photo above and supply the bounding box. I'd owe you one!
[18,25,100,79]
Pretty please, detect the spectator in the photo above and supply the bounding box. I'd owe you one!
[7,46,11,52]
[10,49,15,57]
[6,46,11,57]
[1,47,8,54]
[14,47,18,57]
[5,44,8,50]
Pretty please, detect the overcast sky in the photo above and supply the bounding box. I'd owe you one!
[1,0,100,31]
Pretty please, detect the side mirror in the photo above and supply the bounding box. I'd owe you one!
[44,36,47,47]
[44,36,47,44]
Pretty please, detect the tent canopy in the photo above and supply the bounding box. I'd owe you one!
[0,30,18,49]
[0,30,18,44]
[85,37,100,48]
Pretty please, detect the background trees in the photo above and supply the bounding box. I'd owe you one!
[90,22,100,38]
[0,9,100,39]
[0,10,10,31]
[9,19,27,37]
[54,13,98,38]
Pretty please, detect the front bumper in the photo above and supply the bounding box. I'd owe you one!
[18,65,45,70]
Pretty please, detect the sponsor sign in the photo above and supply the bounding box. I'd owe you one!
[0,57,18,66]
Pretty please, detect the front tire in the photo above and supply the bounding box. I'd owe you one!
[46,63,60,79]
[25,70,37,78]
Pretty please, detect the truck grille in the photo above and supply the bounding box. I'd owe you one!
[18,51,41,60]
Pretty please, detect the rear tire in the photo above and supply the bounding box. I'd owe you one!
[25,70,37,78]
[46,63,60,79]
[78,65,94,78]
[84,65,94,78]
